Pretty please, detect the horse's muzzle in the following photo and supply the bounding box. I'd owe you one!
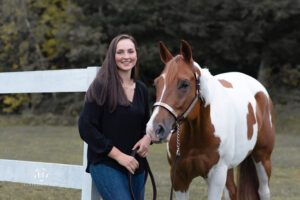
[155,123,165,139]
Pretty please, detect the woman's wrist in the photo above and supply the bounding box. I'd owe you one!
[145,134,151,141]
[145,134,152,145]
[108,147,123,162]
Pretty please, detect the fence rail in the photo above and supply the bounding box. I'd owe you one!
[0,159,83,189]
[0,67,101,200]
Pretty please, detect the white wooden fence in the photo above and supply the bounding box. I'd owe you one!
[0,67,101,200]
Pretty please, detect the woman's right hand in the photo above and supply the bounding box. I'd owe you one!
[108,146,139,174]
[116,153,139,174]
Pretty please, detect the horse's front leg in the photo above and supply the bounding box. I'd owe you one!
[172,169,190,200]
[175,190,189,200]
[206,162,228,200]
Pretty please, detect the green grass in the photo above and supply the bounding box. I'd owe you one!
[0,125,299,199]
[0,126,82,200]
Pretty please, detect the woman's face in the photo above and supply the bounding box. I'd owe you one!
[115,39,137,72]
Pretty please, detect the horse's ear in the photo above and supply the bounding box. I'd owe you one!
[159,41,173,64]
[180,40,192,62]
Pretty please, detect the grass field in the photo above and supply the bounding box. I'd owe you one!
[0,122,299,200]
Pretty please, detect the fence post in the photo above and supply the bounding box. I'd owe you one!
[81,143,100,200]
[81,66,101,200]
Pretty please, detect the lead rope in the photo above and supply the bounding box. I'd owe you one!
[128,148,157,200]
[170,122,181,200]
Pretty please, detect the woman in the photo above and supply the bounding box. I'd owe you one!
[78,34,151,200]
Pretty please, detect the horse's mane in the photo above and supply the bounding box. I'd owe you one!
[198,66,216,106]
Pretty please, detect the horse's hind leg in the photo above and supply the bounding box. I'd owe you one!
[224,168,237,200]
[253,93,275,200]
[252,140,273,200]
[252,157,271,200]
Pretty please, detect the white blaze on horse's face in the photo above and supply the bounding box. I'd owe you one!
[146,73,168,142]
[146,57,197,142]
[159,73,167,102]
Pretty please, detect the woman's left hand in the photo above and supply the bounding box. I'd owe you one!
[133,134,151,158]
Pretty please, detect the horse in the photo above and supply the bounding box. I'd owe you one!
[146,40,275,200]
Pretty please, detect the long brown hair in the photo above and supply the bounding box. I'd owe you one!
[85,34,139,112]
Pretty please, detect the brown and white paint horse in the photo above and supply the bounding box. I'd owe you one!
[146,40,275,200]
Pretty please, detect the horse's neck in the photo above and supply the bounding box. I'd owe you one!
[182,68,221,145]
[199,68,219,106]
[183,100,212,143]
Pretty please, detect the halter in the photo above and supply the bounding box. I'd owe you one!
[152,64,201,200]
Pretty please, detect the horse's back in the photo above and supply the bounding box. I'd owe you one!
[215,72,269,97]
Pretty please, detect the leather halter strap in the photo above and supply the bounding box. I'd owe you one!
[153,64,200,123]
[153,102,179,119]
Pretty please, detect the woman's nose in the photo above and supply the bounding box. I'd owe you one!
[122,52,130,59]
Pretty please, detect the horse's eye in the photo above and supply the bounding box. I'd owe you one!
[178,80,190,89]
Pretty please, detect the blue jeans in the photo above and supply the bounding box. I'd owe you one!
[90,163,145,200]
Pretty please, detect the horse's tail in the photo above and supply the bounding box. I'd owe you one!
[237,155,260,200]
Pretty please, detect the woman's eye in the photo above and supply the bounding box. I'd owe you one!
[128,49,135,54]
[178,80,190,89]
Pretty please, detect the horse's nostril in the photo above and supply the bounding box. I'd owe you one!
[156,124,165,139]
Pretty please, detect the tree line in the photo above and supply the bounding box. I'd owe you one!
[0,0,299,116]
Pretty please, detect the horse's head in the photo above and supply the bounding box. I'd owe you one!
[146,40,200,143]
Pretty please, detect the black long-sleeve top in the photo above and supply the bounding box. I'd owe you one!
[78,80,150,174]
